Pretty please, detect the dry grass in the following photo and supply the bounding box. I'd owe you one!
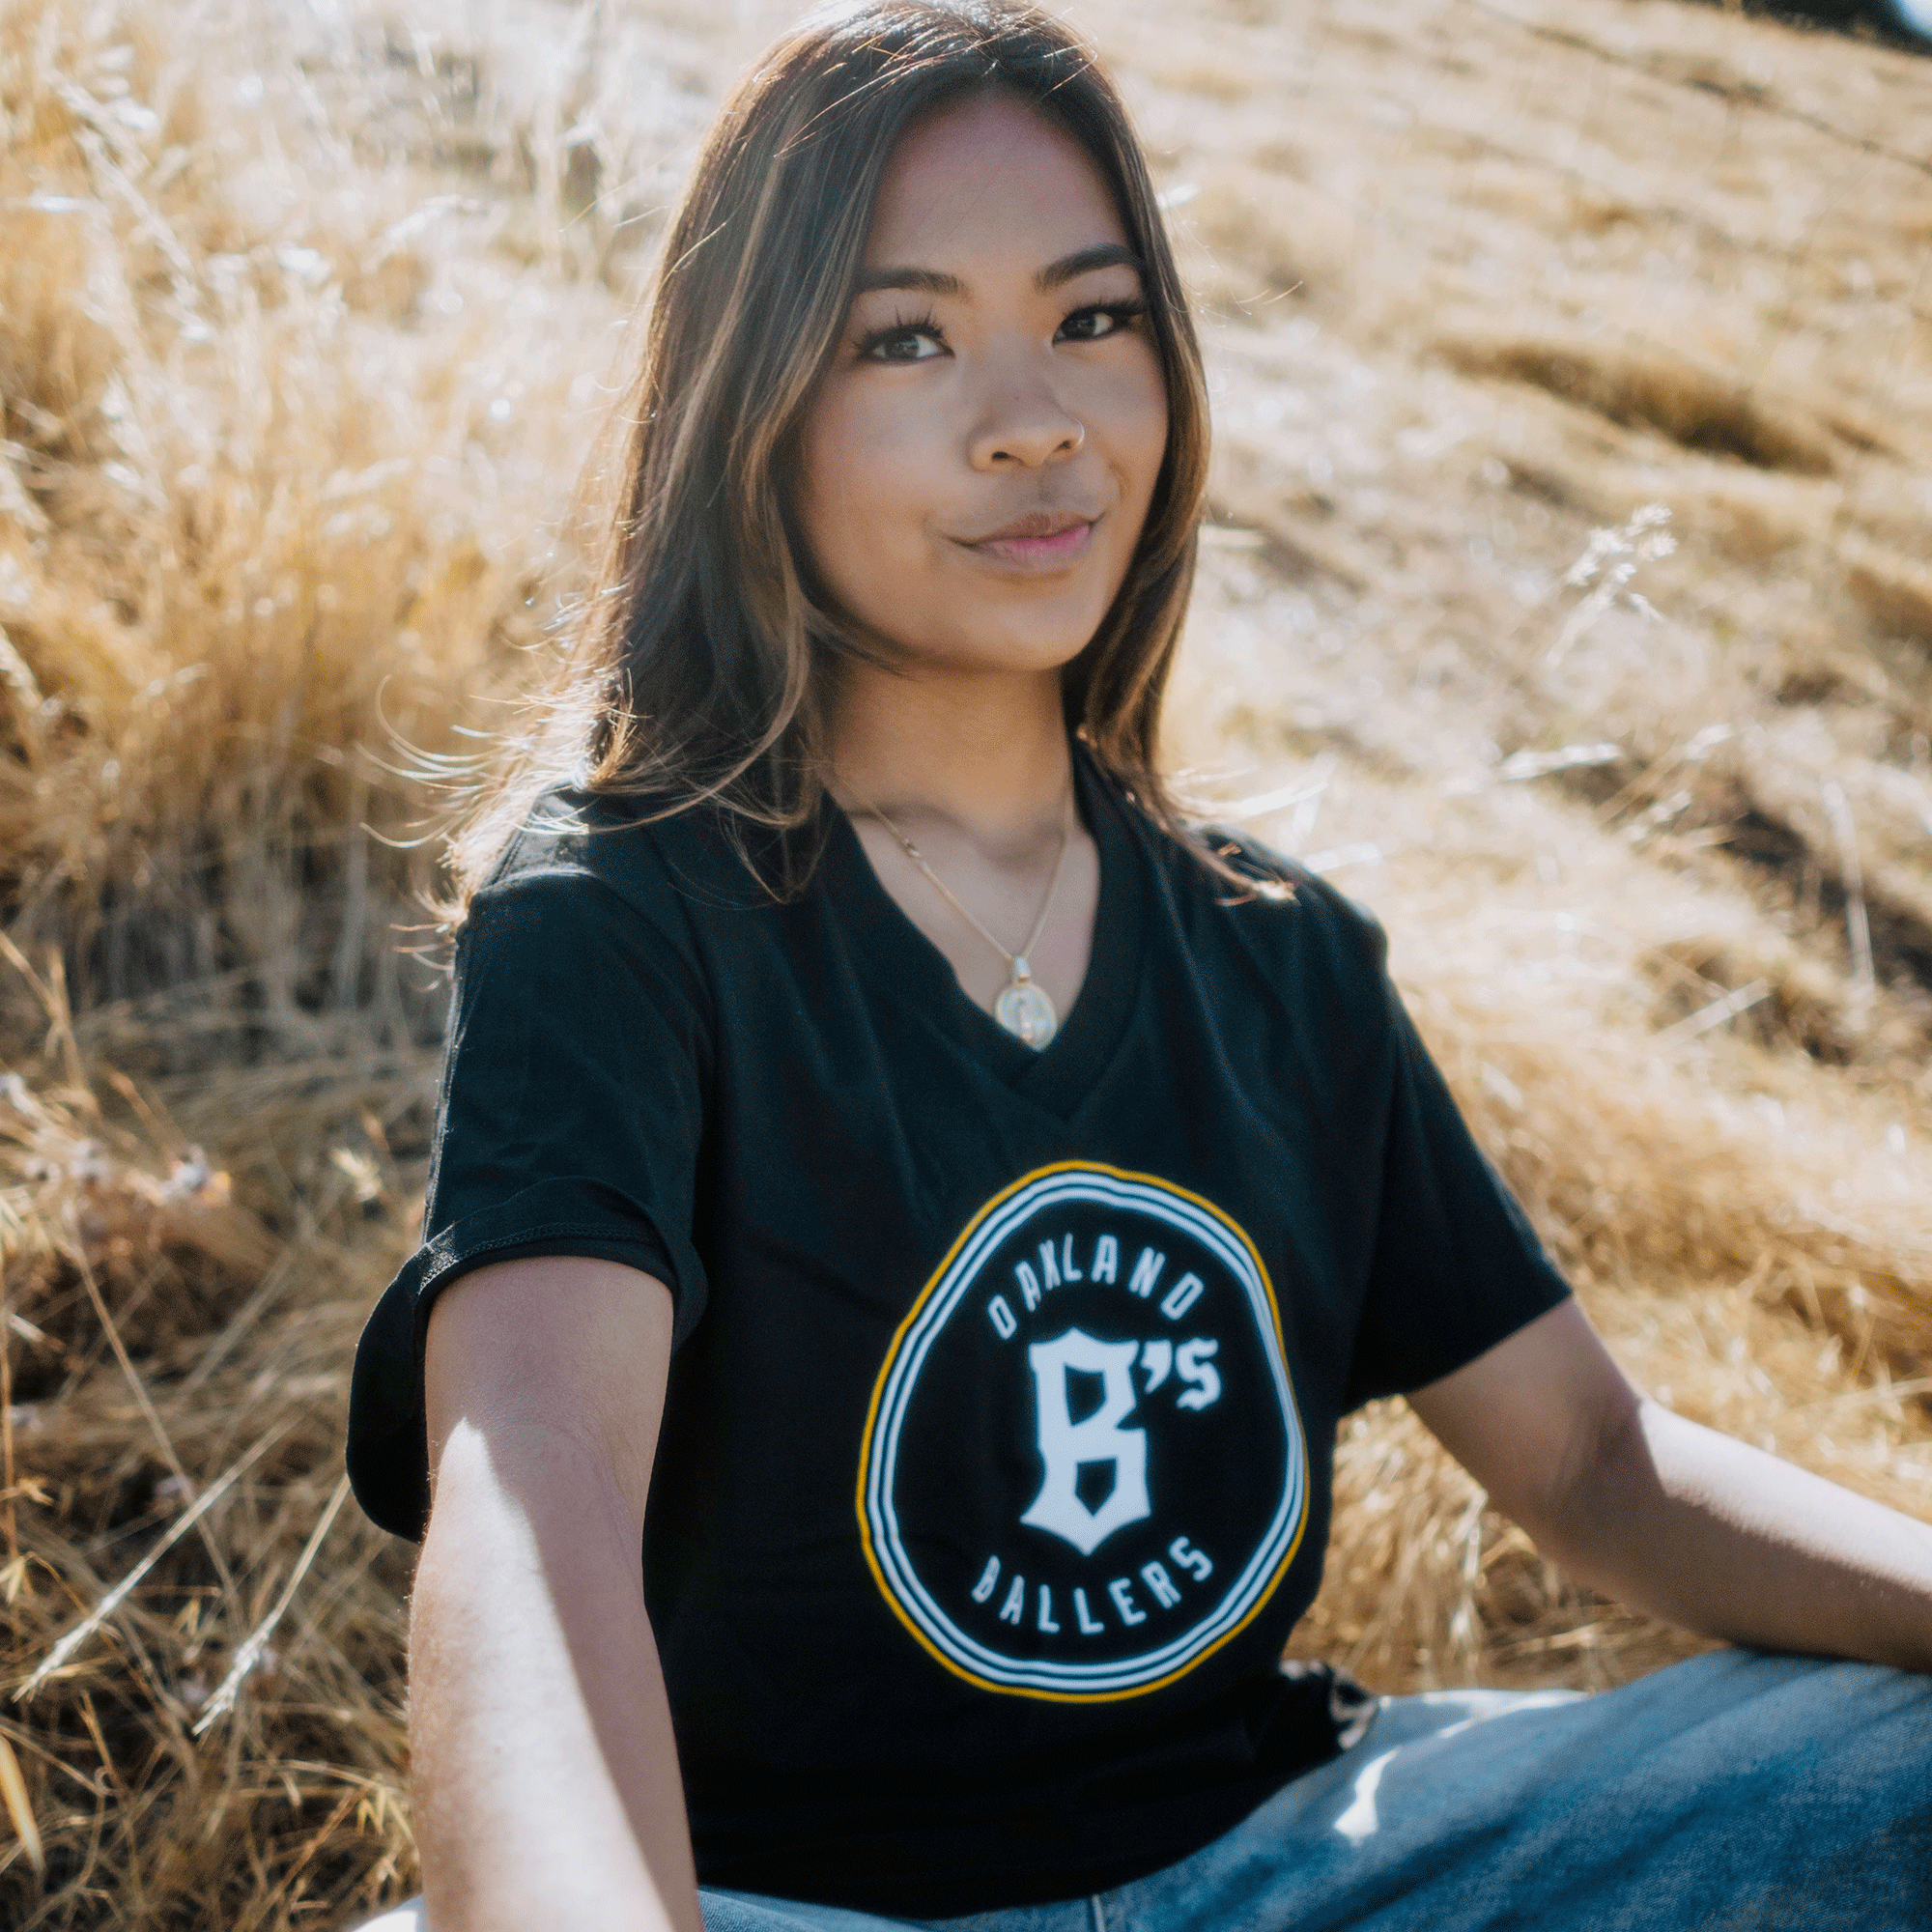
[0,0,1927,1922]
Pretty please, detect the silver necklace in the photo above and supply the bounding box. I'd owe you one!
[854,792,1073,1050]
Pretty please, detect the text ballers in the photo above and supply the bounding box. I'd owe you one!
[859,1164,1309,1701]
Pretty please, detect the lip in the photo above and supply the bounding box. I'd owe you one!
[955,509,1099,571]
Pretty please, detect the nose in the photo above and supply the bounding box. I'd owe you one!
[966,368,1085,470]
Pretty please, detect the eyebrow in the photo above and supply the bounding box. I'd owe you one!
[1037,242,1144,290]
[852,242,1146,298]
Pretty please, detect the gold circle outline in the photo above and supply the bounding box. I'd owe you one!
[854,1159,1308,1702]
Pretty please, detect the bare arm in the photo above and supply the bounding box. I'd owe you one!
[412,1256,702,1932]
[1409,1298,1932,1675]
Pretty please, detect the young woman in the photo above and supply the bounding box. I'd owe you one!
[347,5,1932,1928]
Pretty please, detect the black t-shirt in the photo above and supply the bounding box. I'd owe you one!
[347,751,1570,1915]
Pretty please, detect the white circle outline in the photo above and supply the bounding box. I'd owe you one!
[862,1168,1307,1696]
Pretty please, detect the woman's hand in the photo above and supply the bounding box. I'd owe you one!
[1410,1298,1932,1675]
[412,1256,702,1932]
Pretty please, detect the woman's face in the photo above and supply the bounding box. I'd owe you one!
[798,92,1170,679]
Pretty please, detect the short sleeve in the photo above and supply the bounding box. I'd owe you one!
[1345,965,1572,1409]
[348,853,712,1539]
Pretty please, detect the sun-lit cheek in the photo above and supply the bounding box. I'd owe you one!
[1122,352,1172,484]
[800,400,865,548]
[800,391,939,620]
[868,416,953,547]
[1074,344,1166,478]
[1098,410,1169,546]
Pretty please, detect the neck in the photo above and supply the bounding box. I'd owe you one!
[827,660,1073,844]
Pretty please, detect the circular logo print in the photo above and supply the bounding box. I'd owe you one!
[857,1162,1307,1701]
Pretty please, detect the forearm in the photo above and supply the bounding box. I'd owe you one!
[411,1422,702,1932]
[1548,1399,1932,1674]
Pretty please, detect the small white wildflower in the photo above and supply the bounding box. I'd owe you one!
[157,1150,214,1201]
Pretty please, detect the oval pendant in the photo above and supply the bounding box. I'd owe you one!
[995,979,1059,1050]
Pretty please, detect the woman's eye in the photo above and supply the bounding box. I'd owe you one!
[1058,302,1146,343]
[862,324,945,363]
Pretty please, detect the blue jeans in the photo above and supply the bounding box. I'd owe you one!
[701,1651,1932,1931]
[356,1651,1930,1931]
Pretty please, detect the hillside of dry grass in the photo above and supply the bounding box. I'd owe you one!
[0,0,1927,1922]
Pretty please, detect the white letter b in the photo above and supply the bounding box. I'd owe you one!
[1019,1328,1151,1557]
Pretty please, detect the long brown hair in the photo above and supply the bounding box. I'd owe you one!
[453,0,1211,903]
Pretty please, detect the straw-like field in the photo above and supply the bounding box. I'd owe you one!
[0,0,1927,1921]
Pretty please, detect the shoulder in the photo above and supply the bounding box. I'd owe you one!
[471,787,755,941]
[449,791,727,1047]
[1136,810,1392,990]
[452,790,764,1035]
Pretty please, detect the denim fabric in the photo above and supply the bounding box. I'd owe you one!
[702,1651,1932,1932]
[357,1650,1932,1932]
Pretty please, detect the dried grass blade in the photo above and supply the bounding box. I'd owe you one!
[232,1782,362,1932]
[0,1730,43,1875]
[2,1271,15,1568]
[0,931,84,1094]
[14,1425,287,1702]
[1210,776,1328,820]
[62,1210,235,1596]
[172,1167,357,1401]
[1653,979,1771,1051]
[193,1474,352,1737]
[1821,781,1876,999]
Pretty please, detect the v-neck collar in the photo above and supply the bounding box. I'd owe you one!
[820,743,1145,1122]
